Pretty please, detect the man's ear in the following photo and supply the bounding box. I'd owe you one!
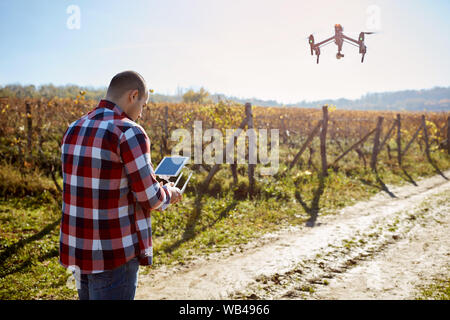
[129,89,139,102]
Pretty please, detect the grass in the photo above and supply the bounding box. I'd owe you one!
[0,195,76,300]
[0,162,58,198]
[0,140,449,299]
[415,277,450,300]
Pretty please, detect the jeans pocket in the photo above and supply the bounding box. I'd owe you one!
[89,270,114,290]
[128,257,139,272]
[127,257,140,287]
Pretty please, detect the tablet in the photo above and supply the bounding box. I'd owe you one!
[154,156,189,177]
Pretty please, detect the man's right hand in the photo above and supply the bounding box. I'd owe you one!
[160,181,182,204]
[169,186,182,204]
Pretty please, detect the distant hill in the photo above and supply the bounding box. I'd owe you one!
[212,87,450,111]
[289,86,450,112]
[1,84,448,111]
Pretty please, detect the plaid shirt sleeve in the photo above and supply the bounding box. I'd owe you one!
[119,125,172,212]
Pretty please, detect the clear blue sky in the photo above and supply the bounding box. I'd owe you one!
[0,0,449,103]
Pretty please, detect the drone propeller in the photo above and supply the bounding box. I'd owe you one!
[343,30,380,35]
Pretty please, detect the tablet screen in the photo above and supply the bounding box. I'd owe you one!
[154,156,189,177]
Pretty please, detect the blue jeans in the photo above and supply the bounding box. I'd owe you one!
[75,257,140,300]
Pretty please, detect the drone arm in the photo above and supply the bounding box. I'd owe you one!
[342,34,360,45]
[315,36,335,47]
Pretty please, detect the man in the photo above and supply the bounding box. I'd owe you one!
[59,71,182,300]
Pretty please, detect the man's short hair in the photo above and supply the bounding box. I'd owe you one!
[106,71,146,100]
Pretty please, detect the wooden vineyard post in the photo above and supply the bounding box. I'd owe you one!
[320,105,328,177]
[421,115,432,163]
[246,103,255,197]
[280,116,287,143]
[36,100,44,160]
[447,116,450,155]
[163,105,169,153]
[25,102,32,162]
[396,114,402,167]
[370,116,384,171]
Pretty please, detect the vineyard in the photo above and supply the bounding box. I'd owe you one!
[0,96,449,188]
[0,95,449,299]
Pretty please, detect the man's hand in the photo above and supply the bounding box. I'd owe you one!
[159,181,183,204]
[169,186,182,204]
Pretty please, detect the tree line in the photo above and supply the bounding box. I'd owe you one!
[1,84,448,111]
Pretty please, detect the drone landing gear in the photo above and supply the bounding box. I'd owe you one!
[314,47,321,64]
[360,44,367,63]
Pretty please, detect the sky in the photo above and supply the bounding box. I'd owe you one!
[0,0,449,103]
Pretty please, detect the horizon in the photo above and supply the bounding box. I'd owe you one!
[1,82,448,106]
[1,0,449,103]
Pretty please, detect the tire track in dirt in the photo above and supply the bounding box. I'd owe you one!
[135,170,450,300]
[310,197,450,300]
[235,189,450,299]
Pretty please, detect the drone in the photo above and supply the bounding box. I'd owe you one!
[308,24,374,64]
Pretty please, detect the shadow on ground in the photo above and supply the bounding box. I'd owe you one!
[294,173,325,228]
[161,195,237,255]
[0,218,60,278]
[359,170,397,198]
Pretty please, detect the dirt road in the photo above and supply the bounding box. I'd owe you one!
[135,170,450,300]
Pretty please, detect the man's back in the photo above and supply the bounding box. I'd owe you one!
[60,99,171,273]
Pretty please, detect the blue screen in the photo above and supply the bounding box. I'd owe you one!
[154,157,188,176]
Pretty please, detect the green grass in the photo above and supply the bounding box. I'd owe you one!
[415,277,450,300]
[0,162,58,198]
[0,196,76,300]
[0,141,449,299]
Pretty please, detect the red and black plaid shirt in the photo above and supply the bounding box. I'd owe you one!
[59,99,172,274]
